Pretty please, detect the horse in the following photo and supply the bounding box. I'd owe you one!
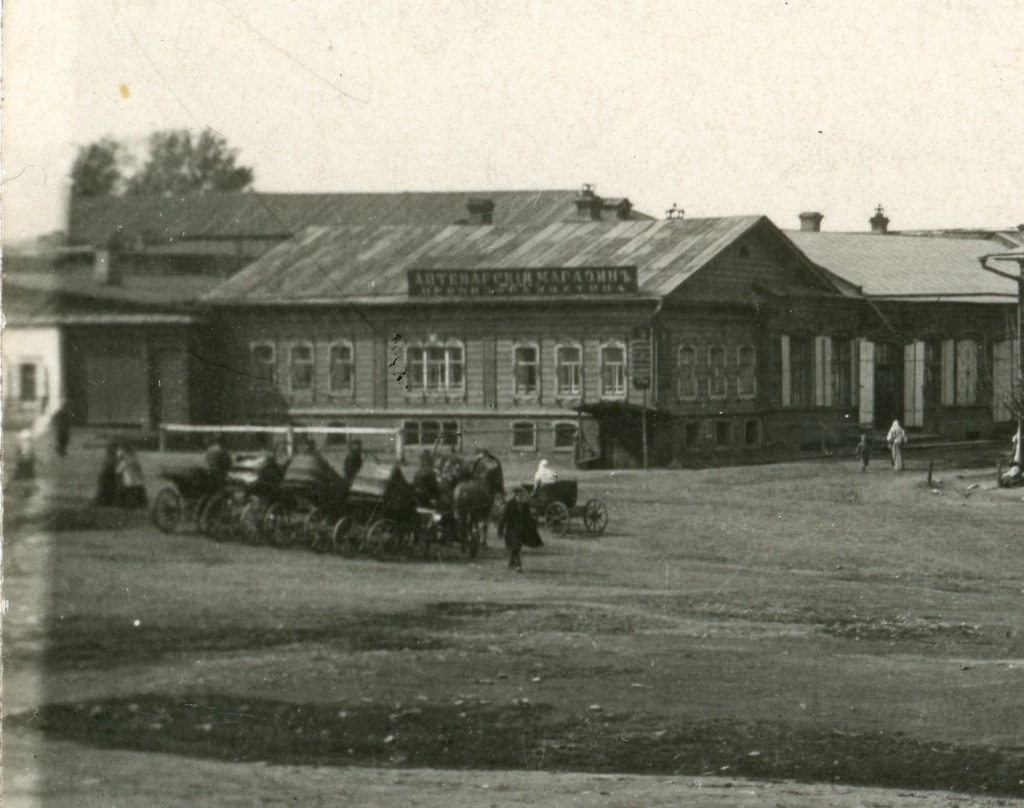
[438,451,505,555]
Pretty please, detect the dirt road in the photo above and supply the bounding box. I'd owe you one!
[3,448,1023,805]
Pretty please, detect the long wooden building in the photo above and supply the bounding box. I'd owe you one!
[7,191,1019,467]
[201,211,869,465]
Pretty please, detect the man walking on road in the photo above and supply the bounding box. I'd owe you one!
[497,486,543,572]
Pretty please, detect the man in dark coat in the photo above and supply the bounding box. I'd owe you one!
[496,486,543,572]
[413,450,441,509]
[343,439,363,481]
[51,401,72,458]
[205,434,233,475]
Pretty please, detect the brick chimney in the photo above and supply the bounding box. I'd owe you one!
[94,230,125,285]
[869,205,889,235]
[799,211,824,232]
[613,198,633,220]
[574,184,603,221]
[465,197,495,225]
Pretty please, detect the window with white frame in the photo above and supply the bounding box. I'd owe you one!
[708,346,727,399]
[513,342,540,398]
[328,341,354,395]
[553,422,578,451]
[511,421,537,450]
[250,342,276,386]
[738,345,756,398]
[405,340,465,395]
[555,343,582,397]
[289,343,314,392]
[600,341,627,398]
[18,363,39,402]
[402,419,460,448]
[677,346,697,400]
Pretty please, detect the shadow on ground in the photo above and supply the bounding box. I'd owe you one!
[11,694,1023,797]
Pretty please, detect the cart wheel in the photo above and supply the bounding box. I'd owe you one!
[199,492,231,540]
[333,517,355,556]
[264,502,297,548]
[582,498,609,534]
[365,519,392,560]
[544,502,570,536]
[151,486,183,534]
[304,508,330,553]
[239,499,267,545]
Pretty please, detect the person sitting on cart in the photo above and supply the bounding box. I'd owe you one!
[286,437,338,485]
[532,458,557,494]
[205,434,233,477]
[115,445,148,509]
[93,441,120,505]
[343,439,363,481]
[413,450,441,509]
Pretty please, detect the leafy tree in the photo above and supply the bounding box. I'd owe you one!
[70,138,127,198]
[69,129,254,198]
[125,129,254,197]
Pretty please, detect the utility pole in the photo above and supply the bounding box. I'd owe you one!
[980,248,1024,466]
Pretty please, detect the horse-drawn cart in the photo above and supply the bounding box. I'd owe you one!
[150,466,228,534]
[527,479,608,537]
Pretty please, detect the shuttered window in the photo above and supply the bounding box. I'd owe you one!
[328,341,354,395]
[289,343,314,392]
[677,346,697,400]
[600,341,627,399]
[738,346,756,398]
[513,342,540,398]
[406,341,465,395]
[555,344,582,397]
[251,343,276,386]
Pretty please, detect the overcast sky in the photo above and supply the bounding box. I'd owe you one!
[2,0,1022,242]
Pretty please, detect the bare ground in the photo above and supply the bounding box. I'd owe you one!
[3,445,1023,806]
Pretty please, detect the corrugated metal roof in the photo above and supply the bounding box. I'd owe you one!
[785,231,1017,298]
[3,268,220,315]
[204,217,766,304]
[68,190,652,247]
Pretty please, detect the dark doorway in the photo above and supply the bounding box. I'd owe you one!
[150,349,189,428]
[874,343,903,428]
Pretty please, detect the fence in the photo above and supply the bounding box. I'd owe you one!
[158,424,404,462]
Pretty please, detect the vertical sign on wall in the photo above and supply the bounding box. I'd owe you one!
[630,329,652,391]
[373,340,388,409]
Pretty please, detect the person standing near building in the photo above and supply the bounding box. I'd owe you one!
[51,401,72,458]
[855,434,871,473]
[497,485,543,572]
[886,420,907,472]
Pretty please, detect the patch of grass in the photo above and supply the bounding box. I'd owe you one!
[16,695,1024,796]
[41,614,448,670]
